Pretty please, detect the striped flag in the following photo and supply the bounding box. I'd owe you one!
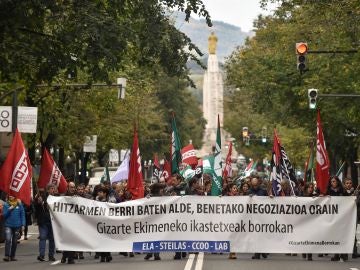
[212,115,222,196]
[270,129,297,196]
[336,161,346,182]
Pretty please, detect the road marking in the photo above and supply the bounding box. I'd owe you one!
[194,252,204,270]
[51,260,61,265]
[350,268,359,270]
[184,254,196,270]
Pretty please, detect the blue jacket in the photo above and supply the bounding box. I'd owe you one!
[3,202,26,228]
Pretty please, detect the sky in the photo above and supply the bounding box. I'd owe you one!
[200,0,277,32]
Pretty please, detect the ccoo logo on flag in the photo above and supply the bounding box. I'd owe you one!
[50,164,62,187]
[10,151,29,192]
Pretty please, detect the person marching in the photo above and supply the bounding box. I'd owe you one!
[144,183,165,261]
[34,184,57,262]
[2,195,25,262]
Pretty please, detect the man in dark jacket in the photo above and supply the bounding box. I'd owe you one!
[60,181,76,264]
[144,183,165,261]
[249,177,269,259]
[34,184,56,262]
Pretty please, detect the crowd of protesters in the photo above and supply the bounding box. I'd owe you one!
[0,172,359,263]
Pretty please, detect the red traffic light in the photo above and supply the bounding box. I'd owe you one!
[296,43,308,54]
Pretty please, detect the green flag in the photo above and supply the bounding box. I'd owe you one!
[203,156,221,196]
[100,165,111,183]
[336,161,346,181]
[180,165,195,181]
[212,115,222,195]
[171,113,182,174]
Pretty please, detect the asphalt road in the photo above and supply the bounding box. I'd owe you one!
[0,225,359,270]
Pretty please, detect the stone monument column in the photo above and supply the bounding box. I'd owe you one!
[202,32,223,150]
[199,32,226,157]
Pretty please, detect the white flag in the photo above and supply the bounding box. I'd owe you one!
[110,153,130,184]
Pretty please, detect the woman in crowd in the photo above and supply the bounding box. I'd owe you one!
[327,176,347,262]
[301,182,316,261]
[2,195,25,262]
[239,182,250,196]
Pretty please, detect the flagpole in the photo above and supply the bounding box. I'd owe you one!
[304,140,315,183]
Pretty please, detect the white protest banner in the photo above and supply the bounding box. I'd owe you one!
[17,106,38,133]
[48,195,356,253]
[0,106,12,132]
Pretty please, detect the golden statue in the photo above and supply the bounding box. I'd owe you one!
[208,32,218,55]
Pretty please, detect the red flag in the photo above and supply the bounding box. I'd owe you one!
[316,110,330,194]
[153,154,160,180]
[0,129,32,205]
[222,142,233,178]
[38,148,67,193]
[161,160,171,181]
[181,144,198,167]
[128,129,144,199]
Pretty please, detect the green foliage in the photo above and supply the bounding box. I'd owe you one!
[225,0,360,170]
[0,0,210,168]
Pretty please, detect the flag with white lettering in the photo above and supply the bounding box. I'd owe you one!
[0,129,32,205]
[128,128,144,199]
[161,160,171,181]
[270,130,296,196]
[38,148,67,193]
[153,154,160,180]
[181,144,197,167]
[316,110,330,194]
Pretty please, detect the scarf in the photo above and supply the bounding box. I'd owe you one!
[8,197,18,207]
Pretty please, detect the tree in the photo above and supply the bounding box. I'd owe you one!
[225,0,360,180]
[0,0,212,178]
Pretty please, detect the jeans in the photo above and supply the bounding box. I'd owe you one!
[4,227,21,258]
[38,222,55,257]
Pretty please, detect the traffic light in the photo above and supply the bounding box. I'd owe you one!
[296,42,308,74]
[308,88,318,109]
